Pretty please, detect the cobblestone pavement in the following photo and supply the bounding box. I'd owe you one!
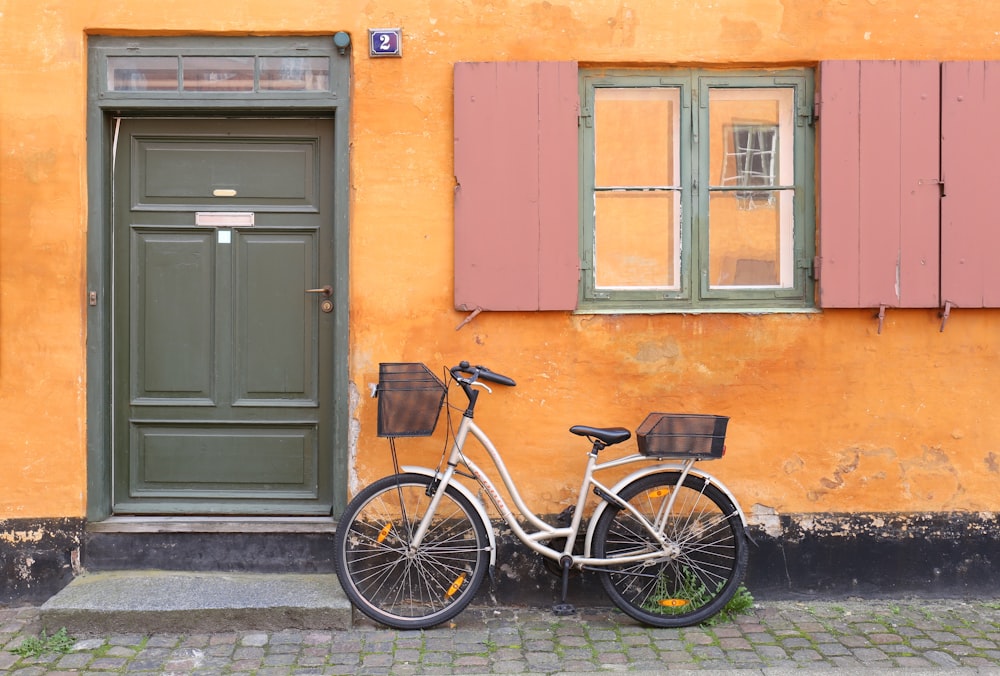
[2,598,1000,674]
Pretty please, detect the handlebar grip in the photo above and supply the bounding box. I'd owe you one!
[452,361,516,387]
[479,368,516,387]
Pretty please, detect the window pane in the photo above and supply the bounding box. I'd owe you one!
[259,57,330,91]
[182,56,254,91]
[708,88,796,290]
[595,88,679,187]
[595,192,679,289]
[708,190,794,288]
[107,56,178,92]
[709,88,794,187]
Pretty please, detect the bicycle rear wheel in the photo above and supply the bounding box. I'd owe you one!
[592,471,748,627]
[333,473,490,629]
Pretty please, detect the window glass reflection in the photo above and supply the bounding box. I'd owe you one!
[108,56,179,92]
[259,57,330,91]
[182,56,254,92]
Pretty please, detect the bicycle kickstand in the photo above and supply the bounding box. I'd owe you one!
[551,555,576,617]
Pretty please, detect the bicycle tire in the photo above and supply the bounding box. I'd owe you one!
[333,472,490,629]
[592,471,749,627]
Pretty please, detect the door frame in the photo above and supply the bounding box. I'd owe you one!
[85,36,352,521]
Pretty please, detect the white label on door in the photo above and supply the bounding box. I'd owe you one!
[218,229,232,244]
[196,211,254,227]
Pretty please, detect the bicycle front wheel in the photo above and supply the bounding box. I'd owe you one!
[333,473,490,629]
[592,471,748,627]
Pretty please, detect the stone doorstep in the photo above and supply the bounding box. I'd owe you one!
[38,570,353,635]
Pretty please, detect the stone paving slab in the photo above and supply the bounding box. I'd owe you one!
[38,571,352,634]
[2,598,1000,674]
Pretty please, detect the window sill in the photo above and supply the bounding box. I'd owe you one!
[573,305,821,316]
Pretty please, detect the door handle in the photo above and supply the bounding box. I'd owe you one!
[306,285,333,298]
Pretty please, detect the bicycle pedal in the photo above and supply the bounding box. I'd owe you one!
[552,603,576,616]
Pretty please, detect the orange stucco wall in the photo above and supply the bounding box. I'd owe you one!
[2,1,1000,522]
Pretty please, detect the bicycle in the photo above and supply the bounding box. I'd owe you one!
[333,361,750,629]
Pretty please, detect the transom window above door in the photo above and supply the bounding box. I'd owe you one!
[579,69,816,312]
[107,55,331,93]
[90,36,348,104]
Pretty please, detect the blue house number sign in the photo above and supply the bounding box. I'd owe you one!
[369,28,402,57]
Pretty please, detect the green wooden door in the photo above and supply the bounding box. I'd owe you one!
[112,117,336,515]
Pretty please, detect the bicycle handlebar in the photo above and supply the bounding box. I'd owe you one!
[450,361,517,387]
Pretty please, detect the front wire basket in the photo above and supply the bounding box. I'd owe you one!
[376,363,447,438]
[636,413,730,458]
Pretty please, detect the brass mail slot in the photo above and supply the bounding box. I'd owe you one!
[195,212,255,227]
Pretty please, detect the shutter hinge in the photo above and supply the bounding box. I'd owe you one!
[939,301,955,332]
[579,107,593,128]
[919,177,945,197]
[810,256,820,280]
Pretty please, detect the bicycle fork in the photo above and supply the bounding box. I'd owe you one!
[403,417,481,556]
[405,462,460,556]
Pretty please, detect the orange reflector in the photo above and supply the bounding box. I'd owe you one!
[647,487,672,498]
[659,598,689,608]
[376,523,392,543]
[445,573,466,598]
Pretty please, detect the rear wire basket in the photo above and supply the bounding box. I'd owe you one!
[376,363,447,438]
[636,413,730,458]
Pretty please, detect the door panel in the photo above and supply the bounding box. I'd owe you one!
[136,139,319,210]
[130,424,318,497]
[131,231,216,402]
[234,232,317,405]
[113,117,335,515]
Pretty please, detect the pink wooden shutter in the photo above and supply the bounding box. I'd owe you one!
[453,62,579,311]
[941,62,1000,308]
[818,61,940,308]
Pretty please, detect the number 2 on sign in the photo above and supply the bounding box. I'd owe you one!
[370,29,401,57]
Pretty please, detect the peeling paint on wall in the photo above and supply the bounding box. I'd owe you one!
[749,503,783,537]
[0,518,84,605]
[0,529,47,544]
[347,381,362,499]
[806,446,897,502]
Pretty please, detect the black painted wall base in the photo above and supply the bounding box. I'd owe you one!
[0,518,85,606]
[2,512,997,608]
[745,512,1000,600]
[82,531,338,574]
[479,512,1000,607]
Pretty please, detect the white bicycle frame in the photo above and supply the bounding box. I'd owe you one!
[403,410,748,570]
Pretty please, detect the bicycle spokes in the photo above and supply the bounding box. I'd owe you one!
[592,472,748,627]
[334,474,490,629]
